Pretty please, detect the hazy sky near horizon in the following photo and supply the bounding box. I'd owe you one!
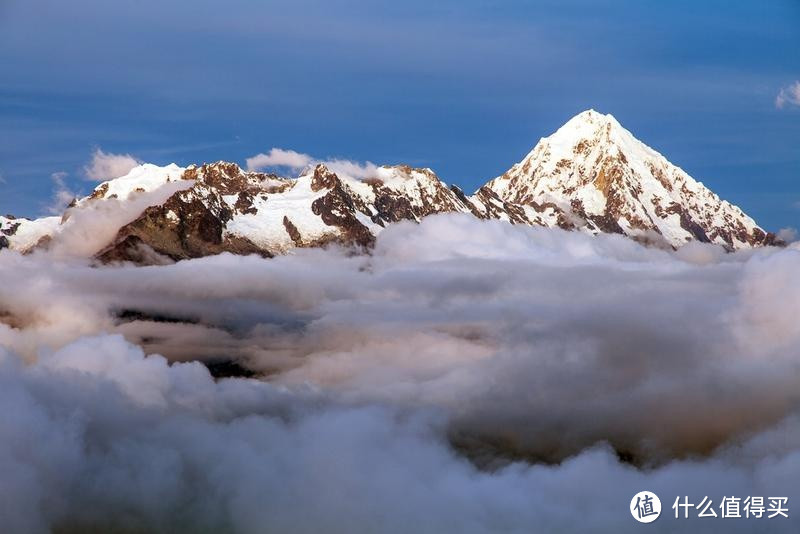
[1,0,799,230]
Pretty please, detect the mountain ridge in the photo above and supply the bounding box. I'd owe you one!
[0,111,780,262]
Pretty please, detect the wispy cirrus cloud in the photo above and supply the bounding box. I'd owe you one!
[776,81,800,109]
[84,148,141,181]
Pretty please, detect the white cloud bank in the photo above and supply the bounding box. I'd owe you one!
[1,215,799,532]
[776,81,800,109]
[84,148,141,181]
[246,147,379,179]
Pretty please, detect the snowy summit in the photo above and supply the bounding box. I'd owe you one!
[0,111,779,263]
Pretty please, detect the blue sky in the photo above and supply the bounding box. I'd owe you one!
[1,0,798,230]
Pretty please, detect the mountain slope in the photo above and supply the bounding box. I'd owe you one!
[483,110,777,250]
[96,161,478,263]
[0,110,779,262]
[0,215,61,251]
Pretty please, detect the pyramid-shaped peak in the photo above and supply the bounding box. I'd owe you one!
[559,109,624,133]
[572,108,615,121]
[482,110,776,250]
[540,109,645,159]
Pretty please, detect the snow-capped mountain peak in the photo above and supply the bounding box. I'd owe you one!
[0,111,779,262]
[85,163,188,202]
[485,110,777,250]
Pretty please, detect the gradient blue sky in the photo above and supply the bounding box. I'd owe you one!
[2,0,799,230]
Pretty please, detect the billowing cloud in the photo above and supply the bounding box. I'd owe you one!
[48,179,193,259]
[84,148,141,181]
[1,215,799,531]
[323,157,380,180]
[776,81,800,109]
[246,147,379,180]
[245,148,313,171]
[46,171,76,214]
[777,227,798,243]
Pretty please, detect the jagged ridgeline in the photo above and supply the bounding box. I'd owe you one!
[0,111,780,264]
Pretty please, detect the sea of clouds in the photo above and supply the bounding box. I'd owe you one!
[1,214,799,533]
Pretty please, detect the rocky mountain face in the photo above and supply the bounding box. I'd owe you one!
[61,161,476,263]
[0,111,780,263]
[484,110,778,250]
